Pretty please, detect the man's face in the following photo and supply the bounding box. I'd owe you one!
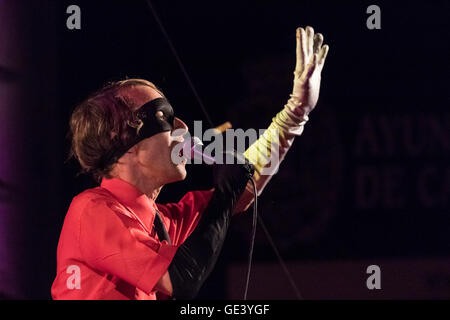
[121,84,189,185]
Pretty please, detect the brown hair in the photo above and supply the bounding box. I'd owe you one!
[68,78,163,181]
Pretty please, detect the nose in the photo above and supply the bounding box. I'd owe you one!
[172,117,188,137]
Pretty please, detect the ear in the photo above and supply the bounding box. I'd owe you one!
[127,144,139,156]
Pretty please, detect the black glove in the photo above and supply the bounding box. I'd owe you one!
[168,151,254,299]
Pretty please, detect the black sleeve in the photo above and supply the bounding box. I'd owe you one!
[168,152,254,299]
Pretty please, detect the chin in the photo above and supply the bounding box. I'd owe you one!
[167,165,187,184]
[177,165,187,181]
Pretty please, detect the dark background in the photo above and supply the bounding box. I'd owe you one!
[0,0,449,299]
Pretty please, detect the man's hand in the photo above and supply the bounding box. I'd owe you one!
[292,26,329,116]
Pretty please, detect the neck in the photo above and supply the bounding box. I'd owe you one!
[111,166,163,202]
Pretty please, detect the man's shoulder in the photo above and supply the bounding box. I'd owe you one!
[68,187,119,218]
[73,186,112,204]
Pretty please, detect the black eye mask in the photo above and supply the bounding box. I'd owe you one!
[98,97,175,171]
[136,97,175,138]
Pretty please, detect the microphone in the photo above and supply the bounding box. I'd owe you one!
[181,136,248,166]
[182,136,216,164]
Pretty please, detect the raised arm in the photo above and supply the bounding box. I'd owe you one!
[234,26,330,213]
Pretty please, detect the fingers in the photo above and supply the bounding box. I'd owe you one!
[306,26,314,56]
[295,27,307,74]
[318,44,329,69]
[295,26,330,77]
[313,33,324,54]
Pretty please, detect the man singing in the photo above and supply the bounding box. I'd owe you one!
[51,27,329,300]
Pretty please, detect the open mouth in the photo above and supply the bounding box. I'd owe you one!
[175,142,187,164]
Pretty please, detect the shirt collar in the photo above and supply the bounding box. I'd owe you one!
[100,177,157,232]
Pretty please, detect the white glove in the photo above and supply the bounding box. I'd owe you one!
[279,26,329,135]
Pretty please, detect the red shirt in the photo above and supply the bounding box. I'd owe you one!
[51,178,213,300]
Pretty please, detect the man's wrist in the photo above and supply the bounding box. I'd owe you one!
[287,91,314,117]
[270,97,310,137]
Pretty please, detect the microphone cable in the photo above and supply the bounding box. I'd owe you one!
[243,176,258,300]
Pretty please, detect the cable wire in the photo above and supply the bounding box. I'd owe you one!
[243,177,258,300]
[257,216,303,299]
[145,0,214,128]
